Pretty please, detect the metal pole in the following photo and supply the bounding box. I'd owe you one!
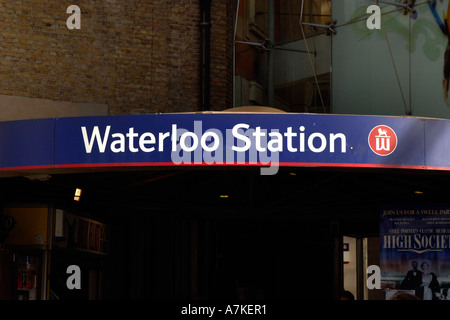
[268,0,274,107]
[235,40,266,47]
[233,0,240,108]
[200,0,211,111]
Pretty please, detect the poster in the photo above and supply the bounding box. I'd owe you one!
[380,206,450,300]
[17,269,35,291]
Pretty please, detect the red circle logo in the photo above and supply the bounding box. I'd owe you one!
[368,125,397,156]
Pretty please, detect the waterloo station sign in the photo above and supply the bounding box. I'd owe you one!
[0,113,448,175]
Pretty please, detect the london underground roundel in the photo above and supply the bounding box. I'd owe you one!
[368,125,398,156]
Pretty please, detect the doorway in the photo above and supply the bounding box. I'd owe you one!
[342,236,381,300]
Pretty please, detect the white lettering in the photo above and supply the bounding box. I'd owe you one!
[232,123,251,152]
[201,131,220,152]
[284,127,297,152]
[110,133,125,153]
[158,131,170,151]
[308,132,327,153]
[180,131,199,152]
[139,132,156,152]
[126,127,139,152]
[253,126,266,152]
[268,131,283,152]
[299,126,305,152]
[172,124,178,152]
[80,122,347,176]
[330,133,347,153]
[81,126,110,153]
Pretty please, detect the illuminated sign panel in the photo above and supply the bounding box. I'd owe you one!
[0,113,448,174]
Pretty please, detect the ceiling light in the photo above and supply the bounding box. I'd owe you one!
[74,188,82,201]
[414,190,423,195]
[219,194,229,198]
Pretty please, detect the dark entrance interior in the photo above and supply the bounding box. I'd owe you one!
[1,166,449,299]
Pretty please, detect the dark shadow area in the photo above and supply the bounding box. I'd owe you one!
[1,166,450,299]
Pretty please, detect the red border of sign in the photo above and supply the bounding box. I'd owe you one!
[0,161,446,172]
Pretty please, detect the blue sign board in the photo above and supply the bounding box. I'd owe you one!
[0,113,447,174]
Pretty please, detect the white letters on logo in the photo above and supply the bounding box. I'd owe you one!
[376,137,390,151]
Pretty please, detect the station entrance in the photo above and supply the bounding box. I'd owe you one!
[1,165,448,300]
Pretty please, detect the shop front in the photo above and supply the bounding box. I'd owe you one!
[0,205,109,300]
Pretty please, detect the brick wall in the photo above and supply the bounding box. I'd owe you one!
[0,0,233,115]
